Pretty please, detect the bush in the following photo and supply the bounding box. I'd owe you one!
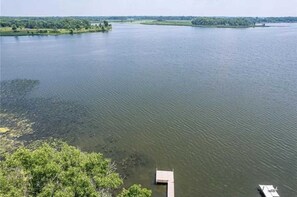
[118,184,152,197]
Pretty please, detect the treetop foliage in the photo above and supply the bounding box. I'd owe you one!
[118,185,152,197]
[0,141,151,197]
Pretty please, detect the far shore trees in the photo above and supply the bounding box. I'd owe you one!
[191,17,254,27]
[0,17,112,36]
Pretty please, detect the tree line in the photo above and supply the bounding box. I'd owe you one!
[253,17,297,23]
[1,16,296,29]
[0,17,110,30]
[191,17,297,26]
[80,16,297,23]
[191,17,255,26]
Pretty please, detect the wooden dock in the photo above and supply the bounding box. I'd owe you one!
[156,170,174,197]
[259,185,280,197]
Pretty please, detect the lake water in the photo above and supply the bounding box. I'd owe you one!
[1,23,297,197]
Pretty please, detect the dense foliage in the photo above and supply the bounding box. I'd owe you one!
[0,142,151,197]
[191,17,254,26]
[253,17,297,23]
[118,185,152,197]
[0,17,112,30]
[192,17,297,26]
[191,17,297,26]
[0,17,111,35]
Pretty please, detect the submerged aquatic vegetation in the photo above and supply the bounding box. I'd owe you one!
[0,113,34,155]
[0,79,87,155]
[0,79,154,187]
[0,79,39,154]
[1,79,87,140]
[0,79,39,103]
[95,135,153,180]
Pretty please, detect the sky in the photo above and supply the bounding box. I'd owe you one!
[1,0,297,17]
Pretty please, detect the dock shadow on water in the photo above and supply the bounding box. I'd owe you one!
[257,188,266,197]
[0,79,154,180]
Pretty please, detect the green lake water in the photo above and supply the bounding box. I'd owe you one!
[1,23,297,196]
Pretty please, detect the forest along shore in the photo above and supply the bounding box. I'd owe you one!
[132,16,297,28]
[0,17,111,36]
[1,17,297,35]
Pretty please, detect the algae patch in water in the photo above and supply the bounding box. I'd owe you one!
[0,127,10,133]
[0,113,34,155]
[0,79,38,154]
[1,79,87,141]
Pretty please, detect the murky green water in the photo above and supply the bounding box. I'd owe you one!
[1,23,297,196]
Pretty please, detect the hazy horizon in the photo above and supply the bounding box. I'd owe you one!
[1,15,297,17]
[1,0,297,17]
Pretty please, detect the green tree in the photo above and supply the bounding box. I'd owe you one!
[103,20,109,27]
[0,142,123,197]
[118,184,152,197]
[11,24,17,31]
[75,24,81,30]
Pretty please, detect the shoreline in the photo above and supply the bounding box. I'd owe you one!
[139,21,269,28]
[0,27,111,36]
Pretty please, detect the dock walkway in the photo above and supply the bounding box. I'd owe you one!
[156,170,174,197]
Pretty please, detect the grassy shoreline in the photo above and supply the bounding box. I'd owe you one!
[0,27,111,36]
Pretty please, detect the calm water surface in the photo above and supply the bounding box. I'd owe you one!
[1,23,297,197]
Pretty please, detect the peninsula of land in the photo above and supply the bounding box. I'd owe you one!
[0,17,111,36]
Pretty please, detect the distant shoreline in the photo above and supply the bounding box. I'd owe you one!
[0,27,111,36]
[0,17,112,36]
[1,16,296,36]
[139,20,269,28]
